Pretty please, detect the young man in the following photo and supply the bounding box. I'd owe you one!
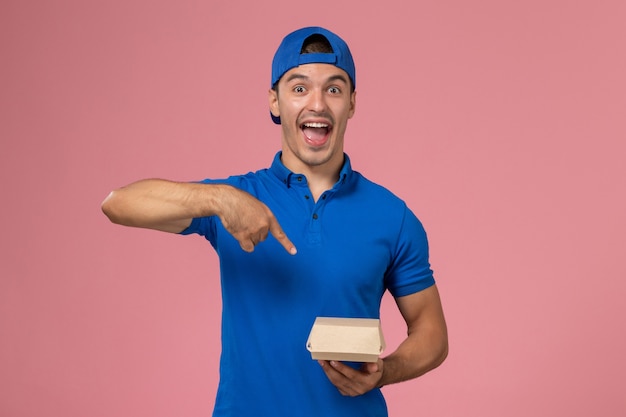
[102,26,448,417]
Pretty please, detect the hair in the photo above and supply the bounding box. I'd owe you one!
[300,34,334,54]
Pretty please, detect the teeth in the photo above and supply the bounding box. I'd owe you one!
[303,122,329,128]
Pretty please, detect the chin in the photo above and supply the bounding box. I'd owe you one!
[303,150,339,168]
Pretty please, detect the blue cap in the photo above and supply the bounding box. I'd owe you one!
[270,27,356,124]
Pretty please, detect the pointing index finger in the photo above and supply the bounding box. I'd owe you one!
[269,217,297,255]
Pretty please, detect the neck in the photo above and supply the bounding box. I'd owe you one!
[306,169,339,201]
[280,153,344,202]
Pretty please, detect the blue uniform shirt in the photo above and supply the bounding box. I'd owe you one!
[181,152,435,417]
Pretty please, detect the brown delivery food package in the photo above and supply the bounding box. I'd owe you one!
[306,317,386,363]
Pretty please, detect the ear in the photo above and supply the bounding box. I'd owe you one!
[348,90,356,119]
[268,88,280,119]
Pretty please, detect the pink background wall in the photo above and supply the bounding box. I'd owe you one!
[1,0,625,416]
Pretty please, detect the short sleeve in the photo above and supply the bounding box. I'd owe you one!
[384,206,435,298]
[177,178,226,248]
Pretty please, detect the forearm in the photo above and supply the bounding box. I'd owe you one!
[101,178,226,233]
[379,324,448,387]
[378,287,449,387]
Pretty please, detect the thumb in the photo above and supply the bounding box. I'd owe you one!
[363,361,380,374]
[269,217,297,255]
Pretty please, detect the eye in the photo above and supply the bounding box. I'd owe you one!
[328,86,341,94]
[293,86,306,93]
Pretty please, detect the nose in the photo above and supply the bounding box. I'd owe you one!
[307,88,327,113]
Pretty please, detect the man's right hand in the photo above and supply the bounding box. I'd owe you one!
[215,186,297,255]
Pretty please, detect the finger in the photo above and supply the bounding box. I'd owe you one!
[362,361,380,374]
[268,217,297,255]
[326,362,362,389]
[319,361,356,396]
[327,361,382,396]
[329,360,357,377]
[239,240,255,253]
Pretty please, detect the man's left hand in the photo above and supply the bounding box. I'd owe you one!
[318,359,384,396]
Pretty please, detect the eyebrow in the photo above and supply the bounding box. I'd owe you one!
[284,72,349,85]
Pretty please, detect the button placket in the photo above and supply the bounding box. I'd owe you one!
[307,192,329,244]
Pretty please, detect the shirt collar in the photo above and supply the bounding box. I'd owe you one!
[270,151,353,188]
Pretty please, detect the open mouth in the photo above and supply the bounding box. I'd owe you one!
[301,122,331,146]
